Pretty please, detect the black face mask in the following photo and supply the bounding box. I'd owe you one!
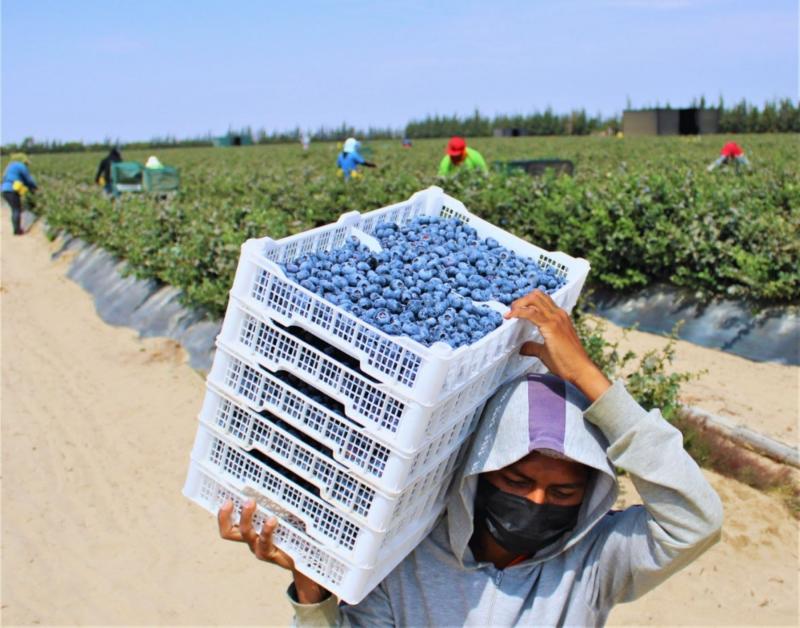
[473,476,582,556]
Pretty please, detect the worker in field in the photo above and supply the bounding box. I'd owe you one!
[95,147,122,195]
[707,141,750,172]
[336,137,376,181]
[218,290,723,626]
[438,136,488,176]
[2,153,38,235]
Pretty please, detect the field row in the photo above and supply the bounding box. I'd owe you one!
[23,134,800,317]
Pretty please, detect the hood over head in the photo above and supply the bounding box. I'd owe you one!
[10,152,30,165]
[343,137,359,153]
[447,373,618,566]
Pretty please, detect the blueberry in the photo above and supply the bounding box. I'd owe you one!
[447,295,464,310]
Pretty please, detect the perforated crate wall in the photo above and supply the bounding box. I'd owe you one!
[208,339,499,456]
[191,425,463,568]
[183,463,443,604]
[201,381,482,496]
[216,300,509,451]
[198,388,480,523]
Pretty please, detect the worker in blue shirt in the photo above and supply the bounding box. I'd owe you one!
[336,137,376,181]
[2,153,38,235]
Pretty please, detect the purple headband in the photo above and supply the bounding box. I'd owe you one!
[527,373,567,454]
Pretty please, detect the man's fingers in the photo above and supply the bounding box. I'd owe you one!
[258,516,277,549]
[239,500,258,543]
[529,289,559,312]
[260,516,277,539]
[520,341,545,357]
[254,517,278,559]
[504,302,547,326]
[218,499,243,541]
[506,290,542,314]
[505,289,560,320]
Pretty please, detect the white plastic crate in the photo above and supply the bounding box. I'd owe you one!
[183,462,445,604]
[215,298,509,452]
[200,380,482,495]
[230,186,589,406]
[197,386,482,521]
[209,339,502,455]
[190,423,467,567]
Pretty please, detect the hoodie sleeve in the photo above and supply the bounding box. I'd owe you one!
[582,380,723,608]
[20,164,37,190]
[287,580,395,627]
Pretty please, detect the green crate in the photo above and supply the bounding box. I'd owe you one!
[143,166,180,193]
[111,161,144,192]
[492,159,574,177]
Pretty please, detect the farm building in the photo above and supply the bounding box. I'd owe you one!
[212,132,254,147]
[493,128,527,137]
[623,108,720,136]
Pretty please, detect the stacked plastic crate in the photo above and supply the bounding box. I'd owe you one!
[183,186,590,603]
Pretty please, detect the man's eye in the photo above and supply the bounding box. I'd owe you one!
[550,489,576,499]
[505,478,530,488]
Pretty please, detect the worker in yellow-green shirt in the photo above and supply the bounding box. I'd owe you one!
[438,136,488,176]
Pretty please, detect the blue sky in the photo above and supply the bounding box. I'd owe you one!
[2,0,797,143]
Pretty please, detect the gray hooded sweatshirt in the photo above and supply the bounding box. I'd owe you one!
[288,376,723,627]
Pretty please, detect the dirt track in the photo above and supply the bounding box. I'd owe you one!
[1,213,797,626]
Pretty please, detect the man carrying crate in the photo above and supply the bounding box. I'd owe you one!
[218,290,722,626]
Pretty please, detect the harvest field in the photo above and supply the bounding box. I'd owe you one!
[24,133,800,320]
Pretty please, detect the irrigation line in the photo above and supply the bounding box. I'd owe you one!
[683,405,799,469]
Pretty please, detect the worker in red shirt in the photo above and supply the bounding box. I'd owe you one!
[707,141,750,172]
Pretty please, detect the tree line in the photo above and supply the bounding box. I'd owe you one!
[3,98,797,154]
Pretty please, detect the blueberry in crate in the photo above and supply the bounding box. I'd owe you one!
[279,216,564,349]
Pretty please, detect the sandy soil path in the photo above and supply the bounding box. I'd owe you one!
[599,321,799,445]
[1,218,294,626]
[1,214,797,626]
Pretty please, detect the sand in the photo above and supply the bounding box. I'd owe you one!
[1,214,798,626]
[597,320,799,445]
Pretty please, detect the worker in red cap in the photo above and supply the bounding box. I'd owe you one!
[438,136,488,176]
[707,141,750,172]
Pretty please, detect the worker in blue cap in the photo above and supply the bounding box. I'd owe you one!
[2,153,38,235]
[336,137,376,181]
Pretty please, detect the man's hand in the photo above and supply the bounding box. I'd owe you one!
[504,290,611,402]
[218,499,330,604]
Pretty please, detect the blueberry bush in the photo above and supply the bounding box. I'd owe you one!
[16,133,799,318]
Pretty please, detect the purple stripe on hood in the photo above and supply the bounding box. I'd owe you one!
[527,373,567,454]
